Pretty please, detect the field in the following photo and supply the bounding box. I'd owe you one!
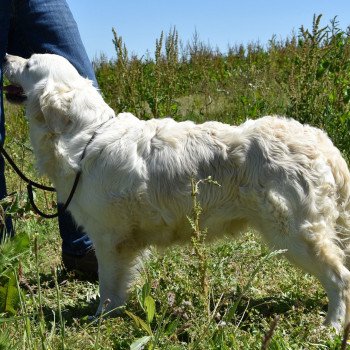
[1,15,350,349]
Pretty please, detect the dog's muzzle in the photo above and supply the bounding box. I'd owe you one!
[3,54,27,103]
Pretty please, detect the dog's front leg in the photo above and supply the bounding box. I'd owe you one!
[94,237,140,316]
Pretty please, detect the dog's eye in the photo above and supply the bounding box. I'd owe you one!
[25,62,31,69]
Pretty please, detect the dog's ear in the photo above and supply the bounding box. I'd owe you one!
[39,82,75,133]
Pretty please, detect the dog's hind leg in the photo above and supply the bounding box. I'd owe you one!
[261,217,350,331]
[299,222,350,330]
[255,189,350,330]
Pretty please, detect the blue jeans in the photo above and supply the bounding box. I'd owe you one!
[0,0,96,255]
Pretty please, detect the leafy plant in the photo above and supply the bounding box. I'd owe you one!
[125,280,158,349]
[0,272,20,315]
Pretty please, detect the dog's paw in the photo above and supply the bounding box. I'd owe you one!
[86,306,125,325]
[94,305,126,319]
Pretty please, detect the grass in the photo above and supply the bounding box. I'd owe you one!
[0,221,343,349]
[1,14,350,349]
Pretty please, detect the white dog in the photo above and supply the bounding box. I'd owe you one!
[4,53,350,330]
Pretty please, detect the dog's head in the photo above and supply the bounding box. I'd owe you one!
[3,53,98,133]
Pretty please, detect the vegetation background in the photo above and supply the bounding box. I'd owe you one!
[1,15,350,349]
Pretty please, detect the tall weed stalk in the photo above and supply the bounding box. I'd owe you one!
[95,14,350,159]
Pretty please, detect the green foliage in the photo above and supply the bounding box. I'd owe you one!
[0,273,19,315]
[0,231,30,271]
[95,14,350,160]
[126,279,179,349]
[0,229,30,316]
[0,331,13,350]
[286,15,350,155]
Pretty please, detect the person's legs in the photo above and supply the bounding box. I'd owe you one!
[0,1,15,240]
[5,0,98,277]
[8,0,97,86]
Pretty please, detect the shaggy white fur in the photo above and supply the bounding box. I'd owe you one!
[4,53,350,330]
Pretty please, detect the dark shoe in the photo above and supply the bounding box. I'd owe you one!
[62,249,98,282]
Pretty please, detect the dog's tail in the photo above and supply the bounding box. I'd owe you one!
[318,129,350,256]
[317,129,350,328]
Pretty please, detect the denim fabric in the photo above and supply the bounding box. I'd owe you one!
[0,0,95,255]
[0,1,13,237]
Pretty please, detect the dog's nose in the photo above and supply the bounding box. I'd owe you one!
[3,54,14,65]
[3,54,16,64]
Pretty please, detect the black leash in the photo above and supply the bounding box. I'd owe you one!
[0,146,80,218]
[0,121,107,218]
